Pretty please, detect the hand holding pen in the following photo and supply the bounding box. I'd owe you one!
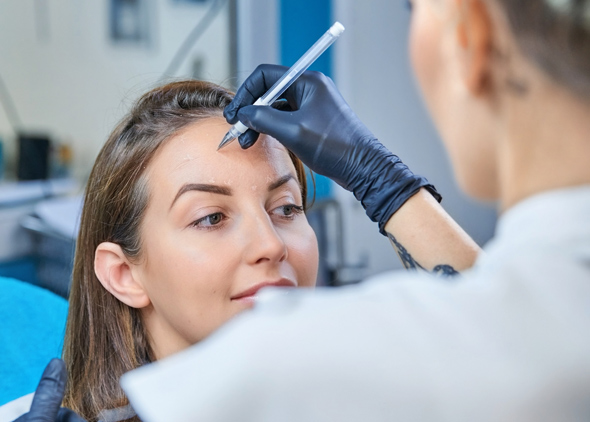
[219,21,345,150]
[223,63,440,235]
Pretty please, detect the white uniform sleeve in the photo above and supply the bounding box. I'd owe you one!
[121,267,590,422]
[0,393,34,421]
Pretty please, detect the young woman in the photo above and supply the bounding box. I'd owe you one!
[61,80,319,421]
[18,0,590,419]
[112,0,590,420]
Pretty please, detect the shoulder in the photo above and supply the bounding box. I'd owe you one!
[0,393,34,421]
[122,266,590,421]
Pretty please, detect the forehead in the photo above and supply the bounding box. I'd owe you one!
[146,116,296,190]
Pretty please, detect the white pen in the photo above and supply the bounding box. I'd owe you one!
[217,21,345,150]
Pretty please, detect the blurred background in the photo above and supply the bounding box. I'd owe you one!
[0,0,497,296]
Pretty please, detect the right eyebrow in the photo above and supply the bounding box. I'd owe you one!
[170,183,233,210]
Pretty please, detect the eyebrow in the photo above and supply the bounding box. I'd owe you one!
[268,174,296,192]
[170,183,232,210]
[169,174,297,210]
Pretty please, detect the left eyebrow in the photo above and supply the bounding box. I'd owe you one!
[268,174,297,192]
[170,183,233,210]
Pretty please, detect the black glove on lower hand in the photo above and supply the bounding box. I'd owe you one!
[224,64,441,234]
[14,359,86,422]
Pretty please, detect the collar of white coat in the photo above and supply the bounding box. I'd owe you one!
[493,184,590,247]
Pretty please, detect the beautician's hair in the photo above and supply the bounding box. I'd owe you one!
[494,0,590,97]
[62,80,308,421]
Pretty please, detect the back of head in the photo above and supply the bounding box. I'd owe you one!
[494,0,590,98]
[63,80,235,421]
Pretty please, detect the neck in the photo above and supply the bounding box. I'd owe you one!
[498,82,590,211]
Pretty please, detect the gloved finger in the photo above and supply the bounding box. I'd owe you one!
[235,99,294,150]
[237,105,300,150]
[26,359,67,422]
[237,129,260,150]
[224,64,289,124]
[56,407,87,422]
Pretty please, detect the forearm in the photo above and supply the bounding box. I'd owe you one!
[384,188,482,275]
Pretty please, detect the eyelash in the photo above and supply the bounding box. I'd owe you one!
[273,204,304,220]
[190,204,304,231]
[190,212,226,231]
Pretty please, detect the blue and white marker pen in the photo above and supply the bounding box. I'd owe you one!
[217,21,345,150]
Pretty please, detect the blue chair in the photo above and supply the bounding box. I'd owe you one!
[0,276,68,406]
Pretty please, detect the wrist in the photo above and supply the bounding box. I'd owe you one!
[351,148,441,235]
[373,179,440,236]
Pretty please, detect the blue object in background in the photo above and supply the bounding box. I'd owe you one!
[280,0,333,77]
[0,277,68,406]
[280,0,333,202]
[306,168,332,204]
[0,258,38,286]
[0,139,4,180]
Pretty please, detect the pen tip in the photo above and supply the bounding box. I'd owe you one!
[217,132,235,151]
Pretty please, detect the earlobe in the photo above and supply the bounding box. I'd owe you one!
[455,0,492,95]
[94,242,151,309]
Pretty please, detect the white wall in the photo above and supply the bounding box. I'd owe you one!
[235,0,278,85]
[332,0,497,278]
[0,0,231,180]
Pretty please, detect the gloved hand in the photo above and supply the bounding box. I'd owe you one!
[13,359,86,422]
[224,64,441,234]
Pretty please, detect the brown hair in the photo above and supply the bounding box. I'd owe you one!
[62,80,308,421]
[494,0,590,97]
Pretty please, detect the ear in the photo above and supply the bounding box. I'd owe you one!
[94,242,151,309]
[455,0,492,95]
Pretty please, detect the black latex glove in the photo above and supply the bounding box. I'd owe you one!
[14,359,86,422]
[224,64,441,234]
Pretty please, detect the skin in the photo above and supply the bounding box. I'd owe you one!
[406,0,590,209]
[408,0,500,200]
[95,116,319,359]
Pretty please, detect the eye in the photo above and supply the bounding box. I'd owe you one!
[271,204,304,219]
[191,212,225,230]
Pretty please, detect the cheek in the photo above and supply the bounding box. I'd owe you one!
[409,7,439,108]
[140,223,227,304]
[139,228,238,342]
[409,3,456,141]
[284,221,319,287]
[409,6,499,199]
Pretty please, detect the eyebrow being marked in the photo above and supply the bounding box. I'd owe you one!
[170,174,298,210]
[170,183,233,210]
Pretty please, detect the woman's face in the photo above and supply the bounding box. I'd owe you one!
[408,0,499,199]
[133,116,319,358]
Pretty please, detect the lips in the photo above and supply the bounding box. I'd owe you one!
[231,278,296,301]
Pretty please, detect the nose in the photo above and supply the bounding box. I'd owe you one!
[242,213,288,265]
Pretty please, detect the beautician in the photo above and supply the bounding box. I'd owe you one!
[20,0,590,420]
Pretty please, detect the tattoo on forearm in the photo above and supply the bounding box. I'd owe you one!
[432,265,460,277]
[387,233,459,277]
[387,233,425,271]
